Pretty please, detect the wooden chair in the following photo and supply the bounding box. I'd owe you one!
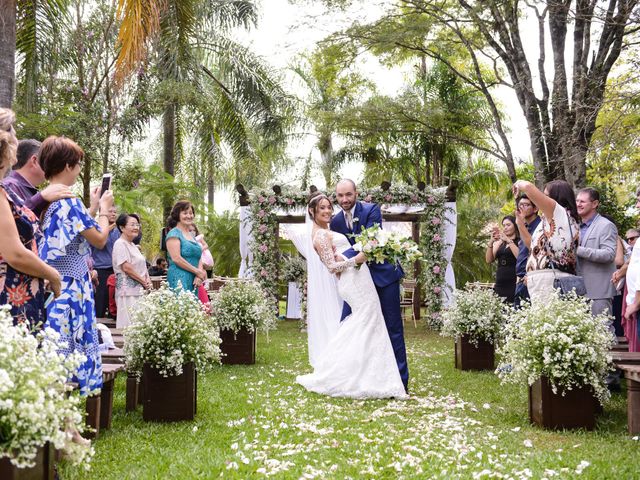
[400,280,417,328]
[467,281,495,290]
[150,276,166,290]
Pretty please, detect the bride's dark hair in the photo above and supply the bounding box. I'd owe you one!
[307,193,331,221]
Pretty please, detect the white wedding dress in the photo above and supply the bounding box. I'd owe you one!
[296,229,408,399]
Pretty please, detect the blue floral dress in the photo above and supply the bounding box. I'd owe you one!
[39,198,103,396]
[0,185,45,328]
[166,227,202,294]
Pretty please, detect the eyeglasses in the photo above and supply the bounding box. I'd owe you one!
[127,223,140,228]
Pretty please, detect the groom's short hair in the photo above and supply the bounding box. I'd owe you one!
[337,178,357,191]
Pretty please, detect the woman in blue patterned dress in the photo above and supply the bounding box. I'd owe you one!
[0,108,61,327]
[165,201,206,295]
[38,136,114,396]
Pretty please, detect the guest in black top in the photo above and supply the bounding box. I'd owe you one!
[486,215,520,303]
[148,257,168,277]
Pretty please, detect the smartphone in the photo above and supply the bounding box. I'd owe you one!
[100,173,113,196]
[44,292,55,309]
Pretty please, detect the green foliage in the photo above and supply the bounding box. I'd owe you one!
[201,211,242,277]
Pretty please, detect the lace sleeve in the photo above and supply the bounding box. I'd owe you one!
[314,230,356,274]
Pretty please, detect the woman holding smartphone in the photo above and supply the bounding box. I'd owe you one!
[486,216,520,303]
[38,135,114,397]
[0,108,61,327]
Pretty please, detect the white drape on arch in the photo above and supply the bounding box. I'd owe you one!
[443,202,457,307]
[238,206,253,278]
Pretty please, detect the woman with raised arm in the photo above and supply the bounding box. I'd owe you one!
[0,108,61,328]
[512,179,579,304]
[39,136,114,397]
[486,215,520,303]
[296,194,407,399]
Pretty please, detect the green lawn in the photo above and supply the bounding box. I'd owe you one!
[60,321,638,479]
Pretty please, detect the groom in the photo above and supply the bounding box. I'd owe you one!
[330,179,409,391]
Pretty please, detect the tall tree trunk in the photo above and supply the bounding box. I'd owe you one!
[0,0,16,108]
[318,131,333,188]
[163,103,176,218]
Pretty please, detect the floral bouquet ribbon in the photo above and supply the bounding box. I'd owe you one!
[351,224,423,266]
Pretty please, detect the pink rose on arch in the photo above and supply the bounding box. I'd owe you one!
[410,195,418,202]
[431,312,440,319]
[427,195,435,204]
[364,195,372,202]
[286,198,293,205]
[258,210,266,218]
[384,194,393,202]
[258,224,268,234]
[431,217,441,225]
[268,196,276,204]
[258,195,266,203]
[433,265,441,274]
[433,234,441,242]
[260,269,268,277]
[259,244,268,253]
[433,286,442,294]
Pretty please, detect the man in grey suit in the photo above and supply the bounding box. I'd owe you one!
[576,187,618,316]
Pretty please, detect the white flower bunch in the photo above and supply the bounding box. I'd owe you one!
[352,224,423,265]
[440,285,508,344]
[210,280,277,334]
[124,286,221,378]
[0,306,92,469]
[496,292,614,404]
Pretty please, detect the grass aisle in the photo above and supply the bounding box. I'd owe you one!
[61,321,637,479]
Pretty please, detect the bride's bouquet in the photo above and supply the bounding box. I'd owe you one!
[352,224,423,265]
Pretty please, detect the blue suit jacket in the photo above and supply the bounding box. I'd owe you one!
[330,201,404,288]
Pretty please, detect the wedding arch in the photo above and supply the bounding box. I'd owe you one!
[237,182,456,326]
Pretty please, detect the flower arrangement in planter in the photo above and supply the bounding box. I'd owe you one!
[496,292,614,430]
[441,285,508,370]
[124,286,221,421]
[210,280,277,365]
[0,306,92,473]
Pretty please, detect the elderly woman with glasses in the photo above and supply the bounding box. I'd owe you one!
[112,213,151,328]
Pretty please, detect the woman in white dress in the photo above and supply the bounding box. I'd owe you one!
[296,195,408,399]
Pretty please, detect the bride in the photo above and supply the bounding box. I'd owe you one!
[296,194,408,399]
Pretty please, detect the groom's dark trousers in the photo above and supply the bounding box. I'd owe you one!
[330,201,409,389]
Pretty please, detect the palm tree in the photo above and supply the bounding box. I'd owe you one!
[0,0,17,107]
[115,0,293,215]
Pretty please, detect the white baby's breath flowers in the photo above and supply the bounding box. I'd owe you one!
[496,291,614,403]
[210,280,277,334]
[0,306,92,468]
[124,286,221,378]
[440,284,509,345]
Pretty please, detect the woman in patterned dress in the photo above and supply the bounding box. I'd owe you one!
[38,136,114,397]
[0,108,61,327]
[512,179,579,304]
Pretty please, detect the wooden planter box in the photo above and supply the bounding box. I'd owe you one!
[454,335,495,371]
[529,376,597,430]
[0,443,54,480]
[220,328,256,365]
[142,362,197,422]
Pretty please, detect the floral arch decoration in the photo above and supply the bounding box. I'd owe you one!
[242,183,449,327]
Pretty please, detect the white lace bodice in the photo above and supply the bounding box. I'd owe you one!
[313,229,356,274]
